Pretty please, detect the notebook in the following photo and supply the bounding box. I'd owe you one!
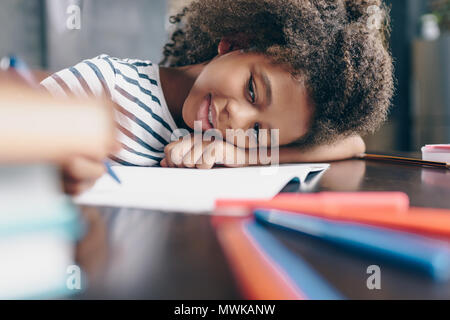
[74,164,329,214]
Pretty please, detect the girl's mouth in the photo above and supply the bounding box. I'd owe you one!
[208,103,214,128]
[196,93,216,131]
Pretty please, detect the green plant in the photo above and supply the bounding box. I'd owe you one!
[430,0,450,31]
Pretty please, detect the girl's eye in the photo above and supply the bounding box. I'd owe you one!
[248,74,256,103]
[253,122,260,143]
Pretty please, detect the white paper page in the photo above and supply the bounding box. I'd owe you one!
[74,164,329,214]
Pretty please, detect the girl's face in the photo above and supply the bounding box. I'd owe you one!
[182,50,313,148]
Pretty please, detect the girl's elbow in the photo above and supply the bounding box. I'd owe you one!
[351,135,366,156]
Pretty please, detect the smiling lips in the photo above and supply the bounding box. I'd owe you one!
[196,93,217,131]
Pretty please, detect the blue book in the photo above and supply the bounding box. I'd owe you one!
[254,209,450,282]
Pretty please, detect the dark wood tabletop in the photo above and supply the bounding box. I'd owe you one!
[75,157,450,299]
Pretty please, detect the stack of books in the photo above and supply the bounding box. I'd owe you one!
[0,64,115,299]
[0,165,83,299]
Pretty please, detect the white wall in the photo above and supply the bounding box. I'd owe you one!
[0,0,44,68]
[45,0,168,71]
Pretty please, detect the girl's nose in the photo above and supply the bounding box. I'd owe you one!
[220,100,257,131]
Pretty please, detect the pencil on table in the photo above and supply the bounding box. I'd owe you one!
[359,153,450,170]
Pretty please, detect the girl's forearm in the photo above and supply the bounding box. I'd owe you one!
[276,135,366,164]
[230,135,365,167]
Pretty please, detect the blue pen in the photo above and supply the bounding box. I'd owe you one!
[254,209,450,282]
[104,161,121,184]
[3,54,121,185]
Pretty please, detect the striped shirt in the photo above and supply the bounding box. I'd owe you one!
[41,54,178,166]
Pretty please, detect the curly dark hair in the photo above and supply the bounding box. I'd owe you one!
[161,0,394,146]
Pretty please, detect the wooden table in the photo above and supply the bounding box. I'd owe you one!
[75,157,450,299]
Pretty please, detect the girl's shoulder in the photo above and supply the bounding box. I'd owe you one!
[96,54,155,69]
[92,54,160,86]
[41,54,160,101]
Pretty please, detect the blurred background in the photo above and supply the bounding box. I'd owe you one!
[0,0,448,152]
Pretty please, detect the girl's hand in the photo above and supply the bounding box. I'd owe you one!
[62,157,106,195]
[161,135,249,169]
[61,128,120,195]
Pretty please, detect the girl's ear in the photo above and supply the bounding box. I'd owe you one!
[218,34,250,55]
[217,38,234,55]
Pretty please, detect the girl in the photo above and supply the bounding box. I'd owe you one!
[42,0,393,194]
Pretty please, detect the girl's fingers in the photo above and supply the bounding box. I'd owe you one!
[196,142,219,169]
[61,156,106,195]
[63,157,106,181]
[63,179,96,196]
[182,141,206,168]
[163,142,178,167]
[163,136,245,169]
[181,150,196,168]
[174,139,195,168]
[222,143,247,168]
[164,137,194,167]
[160,158,168,167]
